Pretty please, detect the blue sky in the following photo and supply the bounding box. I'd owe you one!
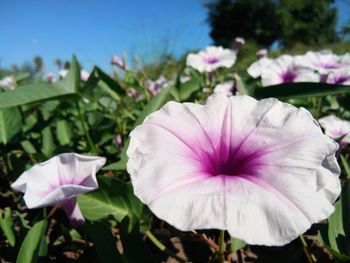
[1,0,350,73]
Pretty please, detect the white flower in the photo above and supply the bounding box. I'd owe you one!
[326,67,350,85]
[45,72,57,83]
[0,76,15,90]
[261,55,319,86]
[318,115,350,144]
[146,76,172,96]
[59,69,89,81]
[294,50,341,74]
[256,49,268,59]
[186,46,237,73]
[214,81,235,96]
[11,153,106,227]
[247,57,273,79]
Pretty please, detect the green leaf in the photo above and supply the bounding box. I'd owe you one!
[41,126,55,157]
[230,237,246,253]
[84,221,125,263]
[16,219,47,263]
[0,207,16,247]
[119,218,157,263]
[318,181,350,260]
[78,177,146,225]
[0,107,22,144]
[21,140,37,154]
[254,82,350,99]
[173,77,201,101]
[0,56,80,110]
[56,120,73,146]
[341,155,350,179]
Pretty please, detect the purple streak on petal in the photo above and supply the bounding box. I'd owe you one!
[331,75,350,84]
[280,69,297,83]
[203,57,219,65]
[61,197,85,228]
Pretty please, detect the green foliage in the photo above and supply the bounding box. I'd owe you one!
[206,0,339,48]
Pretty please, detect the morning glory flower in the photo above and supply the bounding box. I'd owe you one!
[318,115,350,144]
[294,50,342,74]
[247,57,273,79]
[45,72,57,83]
[186,46,237,73]
[0,76,15,90]
[261,55,319,86]
[11,153,106,227]
[214,81,236,96]
[340,53,350,65]
[127,93,340,246]
[146,76,172,96]
[326,68,350,85]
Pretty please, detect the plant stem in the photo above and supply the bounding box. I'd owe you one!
[75,102,99,155]
[145,230,189,263]
[218,230,226,262]
[300,235,317,263]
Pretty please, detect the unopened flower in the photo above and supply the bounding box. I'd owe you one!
[0,76,15,90]
[59,69,90,81]
[11,153,106,227]
[214,81,236,96]
[127,93,340,246]
[146,76,172,96]
[318,115,350,144]
[186,46,237,73]
[247,57,273,78]
[234,37,245,48]
[295,50,341,74]
[256,49,268,58]
[261,55,319,86]
[111,55,128,70]
[127,88,141,98]
[45,72,57,83]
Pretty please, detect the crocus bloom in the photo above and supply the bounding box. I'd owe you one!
[146,76,172,96]
[261,55,319,86]
[326,68,350,85]
[214,81,235,96]
[318,115,350,144]
[234,37,245,48]
[294,50,341,74]
[247,57,273,79]
[186,46,237,73]
[256,49,268,59]
[0,76,15,90]
[11,153,106,227]
[111,55,128,70]
[127,93,340,246]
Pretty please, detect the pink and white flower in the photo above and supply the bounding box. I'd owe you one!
[11,153,106,227]
[214,81,235,96]
[0,76,15,90]
[247,57,273,79]
[45,72,57,83]
[261,55,319,86]
[186,46,237,73]
[127,93,340,246]
[146,76,172,96]
[326,68,350,85]
[294,50,342,74]
[318,115,350,144]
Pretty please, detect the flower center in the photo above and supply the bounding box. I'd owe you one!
[204,56,220,64]
[281,69,297,83]
[202,144,263,177]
